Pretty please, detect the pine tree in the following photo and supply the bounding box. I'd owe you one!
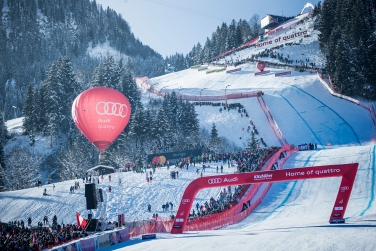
[120,69,141,112]
[210,123,220,152]
[154,107,172,147]
[22,83,34,134]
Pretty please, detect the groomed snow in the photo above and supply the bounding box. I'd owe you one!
[2,12,376,251]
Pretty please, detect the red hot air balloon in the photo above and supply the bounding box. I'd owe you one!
[72,87,131,152]
[256,61,265,71]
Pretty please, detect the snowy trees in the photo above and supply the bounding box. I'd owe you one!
[22,57,78,140]
[318,0,376,99]
[172,16,260,66]
[0,0,165,120]
[5,149,42,190]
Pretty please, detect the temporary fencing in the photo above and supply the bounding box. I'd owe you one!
[257,95,288,146]
[317,73,376,127]
[135,77,262,102]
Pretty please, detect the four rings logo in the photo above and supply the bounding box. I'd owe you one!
[96,102,129,117]
[340,186,349,192]
[208,178,222,184]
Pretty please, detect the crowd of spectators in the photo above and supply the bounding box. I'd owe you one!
[0,218,88,251]
[187,144,280,219]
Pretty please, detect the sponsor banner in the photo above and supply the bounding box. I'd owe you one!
[332,213,341,217]
[109,232,121,245]
[142,234,156,240]
[62,242,80,251]
[298,144,309,151]
[80,238,96,251]
[147,148,202,163]
[176,218,184,222]
[329,219,345,224]
[254,173,272,180]
[173,225,182,228]
[275,71,291,77]
[255,70,270,76]
[118,229,130,242]
[51,248,63,251]
[226,68,241,74]
[97,233,111,249]
[334,206,343,211]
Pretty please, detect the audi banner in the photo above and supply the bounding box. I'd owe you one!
[226,68,241,74]
[147,148,202,163]
[171,163,358,234]
[255,70,270,76]
[275,71,291,77]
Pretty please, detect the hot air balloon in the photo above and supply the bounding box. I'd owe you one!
[72,87,131,153]
[256,61,265,71]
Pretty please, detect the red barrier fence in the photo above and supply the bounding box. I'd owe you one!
[317,73,376,127]
[257,95,287,146]
[135,77,262,102]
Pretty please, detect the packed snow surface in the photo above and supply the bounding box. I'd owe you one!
[2,12,376,251]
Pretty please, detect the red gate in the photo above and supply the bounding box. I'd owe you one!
[171,163,358,234]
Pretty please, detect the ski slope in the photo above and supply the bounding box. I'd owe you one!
[2,12,376,250]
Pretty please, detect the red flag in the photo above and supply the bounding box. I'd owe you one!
[33,228,37,243]
[76,212,87,228]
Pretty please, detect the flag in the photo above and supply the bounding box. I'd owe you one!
[33,228,37,243]
[76,212,87,228]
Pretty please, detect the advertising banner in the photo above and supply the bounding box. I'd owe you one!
[109,232,121,245]
[298,144,309,151]
[255,70,270,76]
[62,242,80,251]
[118,228,130,242]
[226,68,241,74]
[275,71,291,77]
[80,239,96,251]
[171,163,358,234]
[97,234,111,249]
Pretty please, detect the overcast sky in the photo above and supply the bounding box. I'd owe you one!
[94,0,318,58]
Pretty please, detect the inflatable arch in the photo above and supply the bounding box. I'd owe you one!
[171,163,358,234]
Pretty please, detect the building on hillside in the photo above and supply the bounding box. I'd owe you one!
[87,165,115,175]
[261,14,287,30]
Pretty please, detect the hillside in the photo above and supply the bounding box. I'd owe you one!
[1,9,376,251]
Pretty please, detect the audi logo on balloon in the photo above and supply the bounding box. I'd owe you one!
[208,178,222,184]
[96,102,129,117]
